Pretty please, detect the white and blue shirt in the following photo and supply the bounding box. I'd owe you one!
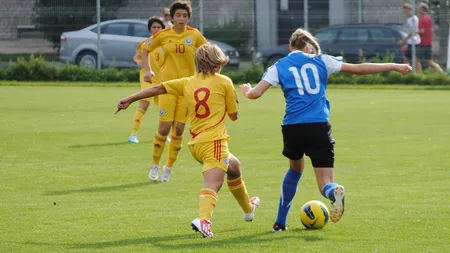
[262,51,343,125]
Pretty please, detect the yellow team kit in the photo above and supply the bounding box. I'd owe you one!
[136,40,164,104]
[161,73,239,172]
[144,26,207,123]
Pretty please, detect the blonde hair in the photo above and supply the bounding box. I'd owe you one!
[195,42,229,75]
[289,28,321,57]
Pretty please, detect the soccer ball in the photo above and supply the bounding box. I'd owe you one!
[300,200,330,229]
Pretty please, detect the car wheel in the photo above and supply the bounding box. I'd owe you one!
[77,51,97,68]
[266,55,283,69]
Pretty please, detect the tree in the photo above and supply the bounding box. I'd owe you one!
[34,0,128,48]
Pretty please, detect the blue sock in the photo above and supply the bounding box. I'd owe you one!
[322,183,338,202]
[276,169,302,226]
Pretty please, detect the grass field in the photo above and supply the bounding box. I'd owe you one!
[1,85,449,253]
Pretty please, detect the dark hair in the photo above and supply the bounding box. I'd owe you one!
[147,16,165,32]
[170,1,192,18]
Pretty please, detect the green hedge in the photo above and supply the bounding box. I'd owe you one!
[0,55,449,85]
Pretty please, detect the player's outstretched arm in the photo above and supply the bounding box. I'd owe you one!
[240,81,271,100]
[341,63,412,76]
[115,84,167,114]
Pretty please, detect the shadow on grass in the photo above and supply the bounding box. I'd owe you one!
[68,141,152,148]
[67,228,325,250]
[44,181,155,196]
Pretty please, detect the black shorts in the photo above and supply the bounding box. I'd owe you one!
[418,45,432,60]
[282,122,335,168]
[404,44,413,59]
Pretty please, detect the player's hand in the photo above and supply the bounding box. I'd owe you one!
[115,98,132,114]
[135,60,143,69]
[394,64,412,76]
[240,83,252,98]
[144,71,155,83]
[397,40,405,46]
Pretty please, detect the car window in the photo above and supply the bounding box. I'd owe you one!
[314,29,338,44]
[133,24,150,38]
[369,28,396,44]
[102,23,130,36]
[336,28,369,44]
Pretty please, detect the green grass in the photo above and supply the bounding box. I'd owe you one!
[1,86,449,252]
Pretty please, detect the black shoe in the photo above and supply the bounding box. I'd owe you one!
[272,222,287,232]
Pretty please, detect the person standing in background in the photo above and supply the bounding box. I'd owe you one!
[417,2,445,73]
[161,8,173,28]
[398,3,422,72]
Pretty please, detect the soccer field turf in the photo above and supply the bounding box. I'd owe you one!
[1,86,449,252]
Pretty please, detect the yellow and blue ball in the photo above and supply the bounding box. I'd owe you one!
[300,200,330,229]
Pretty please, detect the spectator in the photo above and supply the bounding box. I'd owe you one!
[417,2,444,73]
[161,7,173,27]
[397,3,421,72]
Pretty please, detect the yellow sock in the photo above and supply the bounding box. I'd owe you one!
[131,108,146,135]
[152,132,167,165]
[227,177,252,213]
[166,135,183,168]
[199,188,218,220]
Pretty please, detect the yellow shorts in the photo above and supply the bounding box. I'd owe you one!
[139,71,158,105]
[158,93,188,123]
[188,139,230,172]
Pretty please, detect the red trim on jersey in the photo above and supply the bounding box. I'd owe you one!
[151,27,171,39]
[189,109,227,140]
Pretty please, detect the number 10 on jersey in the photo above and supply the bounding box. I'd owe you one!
[289,63,320,95]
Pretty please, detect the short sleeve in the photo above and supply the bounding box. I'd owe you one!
[162,78,188,97]
[261,65,279,86]
[321,54,343,76]
[196,32,207,48]
[225,79,239,114]
[143,34,161,52]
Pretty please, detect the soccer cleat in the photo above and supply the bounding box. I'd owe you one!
[244,196,260,222]
[160,166,172,183]
[128,135,139,144]
[148,164,160,181]
[191,218,213,238]
[330,185,345,223]
[272,222,287,232]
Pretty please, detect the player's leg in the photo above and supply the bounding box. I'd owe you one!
[189,142,225,238]
[129,74,152,143]
[149,94,175,181]
[273,124,305,232]
[226,152,260,221]
[307,122,345,223]
[162,97,188,182]
[129,100,150,143]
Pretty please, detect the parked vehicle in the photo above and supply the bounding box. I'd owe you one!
[258,24,407,69]
[59,19,240,68]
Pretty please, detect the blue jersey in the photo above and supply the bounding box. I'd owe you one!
[262,51,342,125]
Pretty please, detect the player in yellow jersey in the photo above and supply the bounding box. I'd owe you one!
[116,42,260,238]
[142,1,207,183]
[128,17,165,144]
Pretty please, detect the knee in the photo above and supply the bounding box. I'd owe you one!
[227,155,242,179]
[158,122,171,136]
[140,101,149,111]
[174,122,185,136]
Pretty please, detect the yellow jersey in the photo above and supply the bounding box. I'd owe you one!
[162,74,239,144]
[144,26,207,82]
[136,39,164,80]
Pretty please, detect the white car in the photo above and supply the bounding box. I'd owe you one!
[59,19,240,68]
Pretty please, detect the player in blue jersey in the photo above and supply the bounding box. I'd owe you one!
[240,28,412,231]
